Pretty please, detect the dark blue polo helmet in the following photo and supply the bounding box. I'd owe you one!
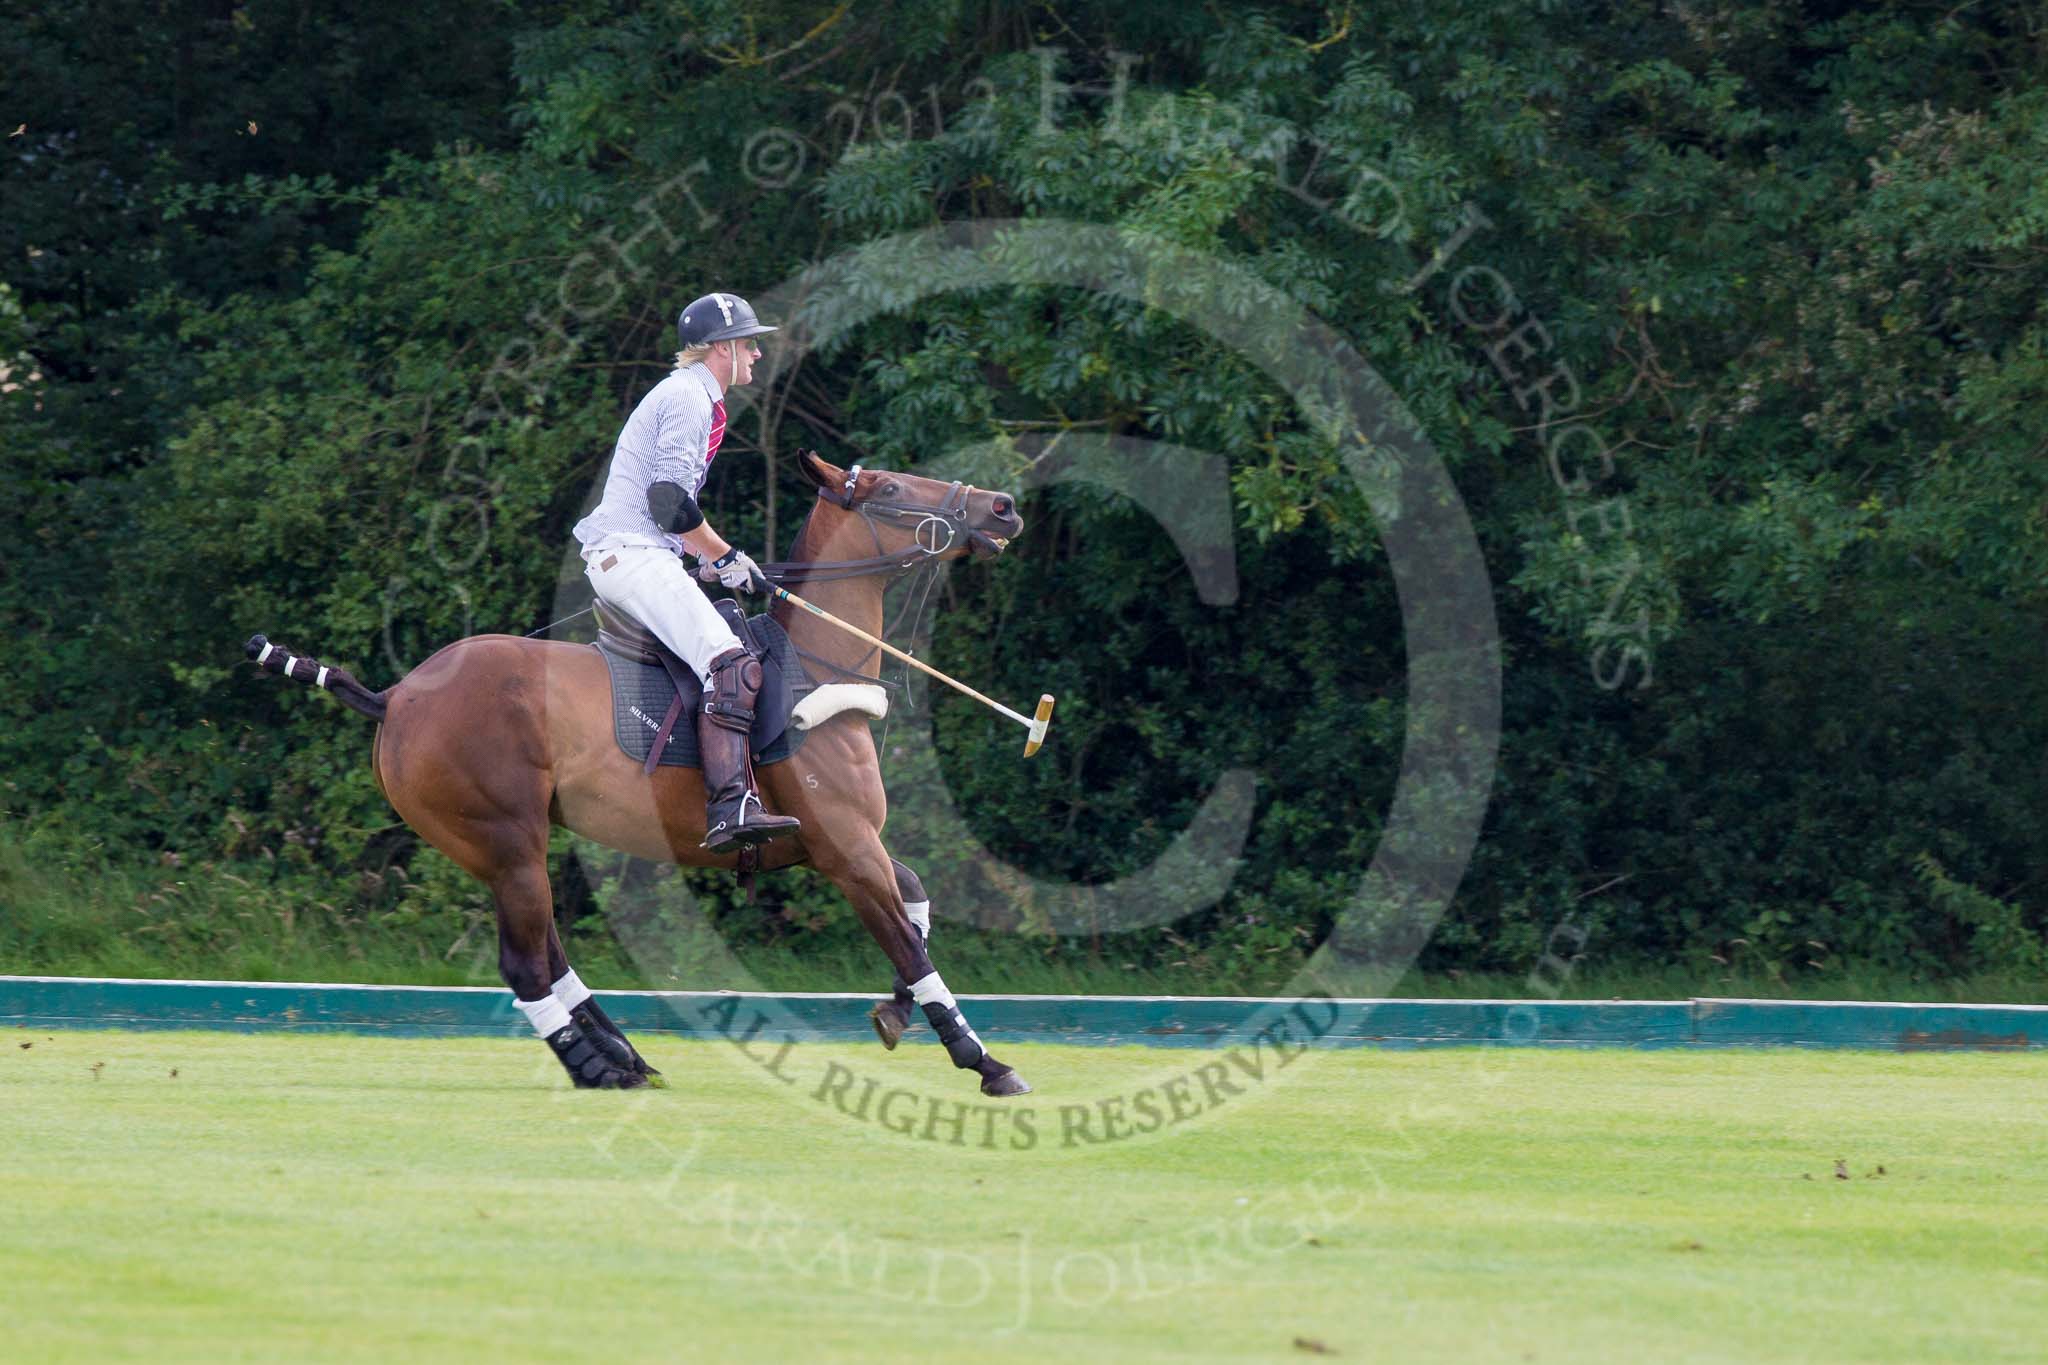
[677,292,778,348]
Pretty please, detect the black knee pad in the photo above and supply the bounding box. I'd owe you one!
[702,650,761,734]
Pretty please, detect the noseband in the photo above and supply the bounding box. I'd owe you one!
[795,463,1006,579]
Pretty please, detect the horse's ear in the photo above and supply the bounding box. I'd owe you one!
[797,449,843,491]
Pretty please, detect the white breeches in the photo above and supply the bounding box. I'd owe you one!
[583,544,740,684]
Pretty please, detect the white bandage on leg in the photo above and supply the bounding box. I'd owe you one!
[904,900,931,940]
[906,971,954,1009]
[551,968,593,1011]
[514,993,574,1038]
[907,970,984,1059]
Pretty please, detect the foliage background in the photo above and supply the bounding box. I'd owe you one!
[3,0,2044,993]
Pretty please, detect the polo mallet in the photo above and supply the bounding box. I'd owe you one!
[770,585,1055,757]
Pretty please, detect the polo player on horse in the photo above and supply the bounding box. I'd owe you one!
[572,291,802,853]
[244,289,1036,1095]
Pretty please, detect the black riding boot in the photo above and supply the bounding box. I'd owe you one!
[699,646,801,853]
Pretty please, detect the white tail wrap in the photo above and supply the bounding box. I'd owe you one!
[284,655,299,679]
[256,643,275,665]
[314,666,330,689]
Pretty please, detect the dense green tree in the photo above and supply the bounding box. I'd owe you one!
[3,0,2043,986]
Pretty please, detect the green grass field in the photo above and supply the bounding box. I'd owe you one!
[6,1029,2047,1363]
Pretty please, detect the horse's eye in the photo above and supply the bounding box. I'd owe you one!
[881,483,899,497]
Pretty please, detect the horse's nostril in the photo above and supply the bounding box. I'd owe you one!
[993,497,1012,518]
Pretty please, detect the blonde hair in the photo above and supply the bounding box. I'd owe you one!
[674,343,711,371]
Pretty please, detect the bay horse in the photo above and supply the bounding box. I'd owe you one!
[245,451,1031,1096]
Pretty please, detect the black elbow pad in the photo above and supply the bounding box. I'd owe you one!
[646,481,704,533]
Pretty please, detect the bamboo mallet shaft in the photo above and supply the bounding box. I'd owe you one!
[771,585,1055,756]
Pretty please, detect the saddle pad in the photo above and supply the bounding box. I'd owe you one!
[596,612,808,769]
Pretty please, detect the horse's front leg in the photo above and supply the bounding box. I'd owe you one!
[868,857,926,1050]
[812,834,1029,1098]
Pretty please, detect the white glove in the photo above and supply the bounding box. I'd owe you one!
[698,547,769,594]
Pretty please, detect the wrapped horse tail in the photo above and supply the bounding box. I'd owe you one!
[243,634,387,722]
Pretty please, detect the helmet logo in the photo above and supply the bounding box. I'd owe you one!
[714,293,735,326]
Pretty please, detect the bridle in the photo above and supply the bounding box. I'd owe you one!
[758,464,1006,586]
[757,464,1012,698]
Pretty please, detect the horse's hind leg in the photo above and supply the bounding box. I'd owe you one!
[545,921,663,1085]
[374,638,641,1090]
[492,860,643,1090]
[869,858,928,1050]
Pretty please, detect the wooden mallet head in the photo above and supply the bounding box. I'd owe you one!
[1023,694,1055,758]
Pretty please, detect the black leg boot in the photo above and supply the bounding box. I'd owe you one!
[571,998,664,1085]
[699,647,801,853]
[545,1021,646,1089]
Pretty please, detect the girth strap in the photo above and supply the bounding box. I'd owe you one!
[642,652,697,776]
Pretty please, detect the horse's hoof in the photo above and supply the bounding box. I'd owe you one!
[869,1000,911,1050]
[570,1066,647,1090]
[979,1069,1032,1098]
[575,1064,649,1090]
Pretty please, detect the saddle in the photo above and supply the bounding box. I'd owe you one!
[593,600,807,773]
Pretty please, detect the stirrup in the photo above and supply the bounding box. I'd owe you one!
[702,793,800,851]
